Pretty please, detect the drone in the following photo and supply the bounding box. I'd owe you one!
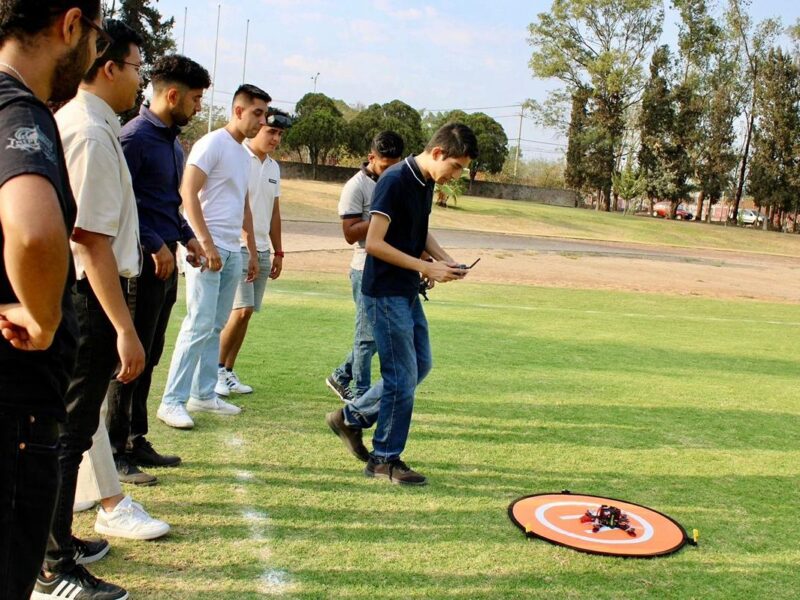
[580,505,637,536]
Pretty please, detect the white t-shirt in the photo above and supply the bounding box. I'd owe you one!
[186,127,250,252]
[57,90,141,279]
[241,143,280,252]
[337,167,377,271]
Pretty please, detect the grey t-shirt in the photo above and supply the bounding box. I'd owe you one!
[337,165,377,271]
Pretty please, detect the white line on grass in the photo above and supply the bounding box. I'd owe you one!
[272,289,800,327]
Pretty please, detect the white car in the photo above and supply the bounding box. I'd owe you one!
[740,209,765,226]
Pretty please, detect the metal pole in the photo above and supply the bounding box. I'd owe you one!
[513,105,523,178]
[242,19,250,83]
[207,4,221,134]
[312,72,320,93]
[181,6,187,54]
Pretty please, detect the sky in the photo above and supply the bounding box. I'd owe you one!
[152,0,800,160]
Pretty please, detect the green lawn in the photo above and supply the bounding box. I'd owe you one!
[73,271,800,599]
[280,178,800,257]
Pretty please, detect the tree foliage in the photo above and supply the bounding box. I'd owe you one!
[347,100,425,157]
[528,0,663,209]
[283,93,346,176]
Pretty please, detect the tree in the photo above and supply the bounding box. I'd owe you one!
[180,102,227,150]
[283,93,346,177]
[748,48,800,230]
[347,100,425,157]
[612,162,645,214]
[528,0,663,210]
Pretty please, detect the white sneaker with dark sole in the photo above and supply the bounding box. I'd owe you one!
[187,396,241,415]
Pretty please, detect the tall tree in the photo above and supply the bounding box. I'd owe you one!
[564,88,591,192]
[284,93,346,177]
[528,0,663,210]
[748,49,800,230]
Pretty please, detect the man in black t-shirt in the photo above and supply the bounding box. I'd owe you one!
[329,123,478,486]
[0,2,108,599]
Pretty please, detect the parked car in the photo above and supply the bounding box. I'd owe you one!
[652,201,694,220]
[739,208,765,226]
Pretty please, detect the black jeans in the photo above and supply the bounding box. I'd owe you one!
[0,412,60,600]
[107,249,177,455]
[45,278,130,574]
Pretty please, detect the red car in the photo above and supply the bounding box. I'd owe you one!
[652,201,694,220]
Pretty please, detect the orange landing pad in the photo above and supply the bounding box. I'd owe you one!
[508,492,689,558]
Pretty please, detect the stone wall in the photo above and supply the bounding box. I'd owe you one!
[278,161,579,207]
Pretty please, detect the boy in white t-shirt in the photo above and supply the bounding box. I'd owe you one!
[216,108,292,395]
[157,84,270,430]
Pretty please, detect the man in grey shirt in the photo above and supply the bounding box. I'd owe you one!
[325,131,403,460]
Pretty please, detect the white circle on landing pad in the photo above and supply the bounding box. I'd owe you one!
[534,501,655,545]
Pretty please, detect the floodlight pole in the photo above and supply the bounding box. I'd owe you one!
[312,72,320,93]
[514,105,523,179]
[207,4,221,134]
[181,6,187,54]
[242,19,250,83]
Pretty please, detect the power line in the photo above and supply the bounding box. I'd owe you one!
[422,103,523,112]
[519,138,565,147]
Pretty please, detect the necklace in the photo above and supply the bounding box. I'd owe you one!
[0,62,30,89]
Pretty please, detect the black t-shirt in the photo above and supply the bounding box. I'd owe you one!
[362,156,433,298]
[0,73,78,419]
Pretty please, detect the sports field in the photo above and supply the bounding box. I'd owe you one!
[73,184,800,599]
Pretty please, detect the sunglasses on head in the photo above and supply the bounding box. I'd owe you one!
[79,15,115,57]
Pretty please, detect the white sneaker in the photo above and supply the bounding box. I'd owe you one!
[157,402,195,429]
[94,495,170,540]
[73,499,97,513]
[215,367,230,397]
[226,370,253,394]
[187,396,242,415]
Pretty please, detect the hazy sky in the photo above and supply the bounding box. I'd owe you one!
[153,0,800,159]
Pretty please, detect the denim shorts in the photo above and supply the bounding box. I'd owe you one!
[232,249,271,312]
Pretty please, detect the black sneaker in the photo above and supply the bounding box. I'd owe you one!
[32,565,128,599]
[326,375,354,402]
[326,408,370,462]
[129,438,182,467]
[365,458,428,486]
[115,455,157,486]
[72,536,109,565]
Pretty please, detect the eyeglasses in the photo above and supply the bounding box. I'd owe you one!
[116,61,142,74]
[80,16,114,57]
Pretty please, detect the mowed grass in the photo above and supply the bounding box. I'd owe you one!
[280,178,800,256]
[73,271,800,599]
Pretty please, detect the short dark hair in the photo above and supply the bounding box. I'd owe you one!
[425,122,479,159]
[371,131,404,159]
[0,0,100,43]
[150,54,211,92]
[233,84,271,107]
[83,19,143,83]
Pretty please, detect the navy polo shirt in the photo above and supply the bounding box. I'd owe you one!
[362,156,433,298]
[119,105,195,254]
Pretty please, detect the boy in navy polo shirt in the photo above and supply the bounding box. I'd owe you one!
[336,123,478,485]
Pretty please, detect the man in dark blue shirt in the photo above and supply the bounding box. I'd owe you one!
[105,54,209,481]
[335,123,478,486]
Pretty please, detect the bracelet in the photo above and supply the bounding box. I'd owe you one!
[274,250,285,258]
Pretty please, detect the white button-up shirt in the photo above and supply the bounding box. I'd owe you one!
[56,89,141,279]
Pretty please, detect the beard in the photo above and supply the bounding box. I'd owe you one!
[50,35,92,103]
[171,109,192,127]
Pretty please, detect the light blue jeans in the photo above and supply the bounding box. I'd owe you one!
[161,247,242,405]
[332,269,377,398]
[344,294,432,462]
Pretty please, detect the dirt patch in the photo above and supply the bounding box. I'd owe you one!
[281,224,800,303]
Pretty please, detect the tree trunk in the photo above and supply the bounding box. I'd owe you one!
[733,108,755,224]
[696,190,705,222]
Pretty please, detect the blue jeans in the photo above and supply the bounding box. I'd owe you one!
[345,294,432,462]
[332,269,377,398]
[162,247,242,405]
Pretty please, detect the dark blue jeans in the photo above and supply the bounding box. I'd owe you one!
[0,412,60,600]
[345,294,432,462]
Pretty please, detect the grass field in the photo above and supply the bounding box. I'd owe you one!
[73,270,800,599]
[280,179,800,257]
